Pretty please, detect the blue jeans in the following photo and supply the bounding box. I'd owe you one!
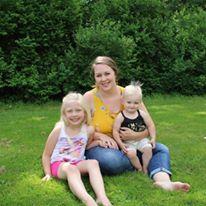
[85,143,171,179]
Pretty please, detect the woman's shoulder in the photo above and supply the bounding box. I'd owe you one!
[118,85,125,90]
[84,88,96,99]
[84,88,99,108]
[117,85,125,94]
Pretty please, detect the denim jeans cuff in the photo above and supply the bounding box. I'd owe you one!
[150,167,172,179]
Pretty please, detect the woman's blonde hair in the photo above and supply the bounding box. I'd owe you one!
[91,56,119,80]
[60,92,91,126]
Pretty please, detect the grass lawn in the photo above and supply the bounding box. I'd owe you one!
[0,95,206,206]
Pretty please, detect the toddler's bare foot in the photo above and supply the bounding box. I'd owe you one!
[134,165,142,172]
[154,181,190,192]
[143,167,148,174]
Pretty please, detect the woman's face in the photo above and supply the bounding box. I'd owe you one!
[93,64,116,91]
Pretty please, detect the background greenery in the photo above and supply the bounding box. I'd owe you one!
[0,95,206,205]
[1,0,206,101]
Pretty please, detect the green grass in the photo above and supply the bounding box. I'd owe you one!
[1,95,206,206]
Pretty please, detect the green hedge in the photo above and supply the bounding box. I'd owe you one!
[0,0,205,101]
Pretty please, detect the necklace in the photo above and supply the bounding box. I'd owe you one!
[96,88,122,115]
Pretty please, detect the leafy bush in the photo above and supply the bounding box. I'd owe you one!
[0,0,205,101]
[0,0,83,100]
[59,20,136,93]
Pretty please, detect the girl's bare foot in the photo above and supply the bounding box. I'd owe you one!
[154,181,190,192]
[84,196,98,206]
[96,196,112,206]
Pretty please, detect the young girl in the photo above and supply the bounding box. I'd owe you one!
[42,92,112,206]
[113,82,156,174]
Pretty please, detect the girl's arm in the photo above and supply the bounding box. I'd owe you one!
[42,126,60,181]
[86,125,99,149]
[139,109,156,148]
[113,114,127,153]
[139,101,155,130]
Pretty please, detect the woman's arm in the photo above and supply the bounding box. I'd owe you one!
[86,125,101,149]
[120,127,149,141]
[93,132,118,149]
[84,91,118,149]
[83,91,94,114]
[42,126,60,181]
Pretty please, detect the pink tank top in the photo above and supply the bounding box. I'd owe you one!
[50,125,88,164]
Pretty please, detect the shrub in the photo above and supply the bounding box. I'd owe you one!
[0,0,205,101]
[59,20,136,93]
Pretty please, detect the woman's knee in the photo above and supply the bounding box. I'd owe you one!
[86,147,132,174]
[155,143,169,154]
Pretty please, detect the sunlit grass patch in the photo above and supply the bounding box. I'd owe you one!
[1,95,206,206]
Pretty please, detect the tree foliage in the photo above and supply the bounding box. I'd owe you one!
[0,0,205,101]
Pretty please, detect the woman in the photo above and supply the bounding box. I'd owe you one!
[84,56,190,192]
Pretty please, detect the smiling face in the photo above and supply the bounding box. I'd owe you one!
[63,101,85,127]
[123,94,141,114]
[93,64,117,91]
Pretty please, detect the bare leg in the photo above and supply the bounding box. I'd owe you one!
[153,172,190,192]
[78,160,112,206]
[141,147,152,174]
[127,150,142,172]
[58,163,97,206]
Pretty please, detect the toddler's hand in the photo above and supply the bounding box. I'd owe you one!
[120,143,128,154]
[150,139,156,148]
[42,174,51,181]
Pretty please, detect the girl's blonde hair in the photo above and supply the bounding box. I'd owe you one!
[124,81,143,101]
[91,56,119,80]
[60,92,91,126]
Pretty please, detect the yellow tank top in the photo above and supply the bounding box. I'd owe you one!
[91,86,125,137]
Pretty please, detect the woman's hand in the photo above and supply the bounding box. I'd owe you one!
[97,133,118,149]
[42,174,52,181]
[119,127,135,141]
[120,127,149,141]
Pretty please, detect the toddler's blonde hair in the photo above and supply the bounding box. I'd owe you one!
[124,81,143,101]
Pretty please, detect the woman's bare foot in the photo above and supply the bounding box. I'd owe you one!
[154,181,190,192]
[96,196,112,206]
